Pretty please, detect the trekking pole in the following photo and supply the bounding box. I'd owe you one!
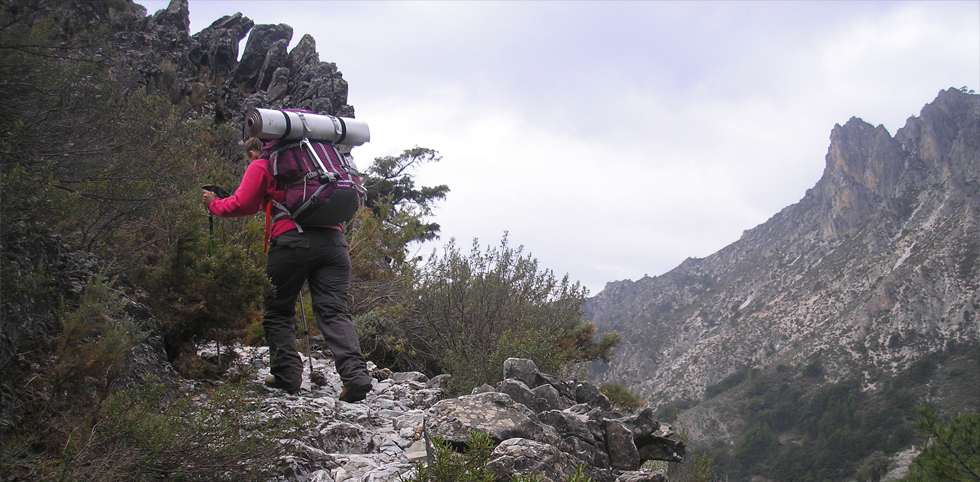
[202,184,228,256]
[297,287,315,375]
[208,213,216,255]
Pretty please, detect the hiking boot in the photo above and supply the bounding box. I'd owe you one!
[264,374,300,394]
[339,382,372,403]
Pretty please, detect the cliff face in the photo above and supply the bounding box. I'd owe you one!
[586,88,979,412]
[33,0,357,123]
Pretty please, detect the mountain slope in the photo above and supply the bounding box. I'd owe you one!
[586,88,979,412]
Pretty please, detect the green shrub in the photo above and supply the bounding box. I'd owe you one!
[856,451,890,482]
[1,379,301,481]
[898,404,980,482]
[668,451,714,482]
[413,236,616,395]
[705,367,749,399]
[402,431,595,482]
[402,431,498,482]
[600,381,646,410]
[353,226,618,395]
[135,235,270,371]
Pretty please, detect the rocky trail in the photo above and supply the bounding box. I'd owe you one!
[205,345,683,482]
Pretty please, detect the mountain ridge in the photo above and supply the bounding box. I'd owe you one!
[586,88,979,410]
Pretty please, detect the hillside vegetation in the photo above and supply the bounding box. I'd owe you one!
[588,87,980,480]
[0,2,617,478]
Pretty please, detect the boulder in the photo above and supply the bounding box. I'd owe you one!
[622,408,686,463]
[503,357,540,387]
[615,470,669,482]
[575,380,613,410]
[232,23,293,89]
[538,410,609,468]
[256,38,289,91]
[486,438,592,482]
[190,13,253,76]
[532,382,573,412]
[604,419,640,471]
[495,378,536,410]
[391,371,429,384]
[424,391,547,447]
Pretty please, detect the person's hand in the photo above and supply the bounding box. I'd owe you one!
[202,189,217,207]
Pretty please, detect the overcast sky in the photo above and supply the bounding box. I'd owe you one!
[141,0,979,295]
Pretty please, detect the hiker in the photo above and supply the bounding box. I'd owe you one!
[201,137,373,402]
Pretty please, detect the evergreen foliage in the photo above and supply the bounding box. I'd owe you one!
[0,2,618,477]
[693,348,980,482]
[856,451,890,482]
[360,146,449,244]
[600,381,646,409]
[402,431,498,482]
[730,377,916,481]
[401,431,596,482]
[898,404,980,482]
[1,380,301,481]
[409,236,618,394]
[669,451,716,482]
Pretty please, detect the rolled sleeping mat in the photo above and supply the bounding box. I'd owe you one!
[244,108,370,146]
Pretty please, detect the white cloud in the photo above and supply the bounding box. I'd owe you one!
[137,0,979,293]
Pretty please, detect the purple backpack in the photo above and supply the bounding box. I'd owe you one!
[263,136,365,230]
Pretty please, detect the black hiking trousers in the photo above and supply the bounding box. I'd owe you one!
[263,227,372,392]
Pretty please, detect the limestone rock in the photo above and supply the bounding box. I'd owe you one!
[232,23,292,89]
[587,88,980,450]
[503,357,540,386]
[288,34,319,70]
[615,470,669,482]
[191,13,253,76]
[422,358,684,479]
[486,438,595,482]
[150,0,189,34]
[256,38,289,91]
[604,419,640,471]
[424,391,547,446]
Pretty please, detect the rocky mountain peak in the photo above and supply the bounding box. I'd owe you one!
[897,87,980,178]
[810,115,905,240]
[53,0,354,127]
[189,13,253,77]
[588,87,979,407]
[150,0,189,33]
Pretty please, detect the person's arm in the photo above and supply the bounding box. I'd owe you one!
[207,160,274,217]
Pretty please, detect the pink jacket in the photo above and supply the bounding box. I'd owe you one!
[208,159,341,241]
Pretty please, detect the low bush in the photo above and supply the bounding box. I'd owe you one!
[402,431,596,482]
[1,379,300,481]
[600,381,646,410]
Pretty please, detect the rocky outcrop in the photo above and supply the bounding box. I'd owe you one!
[587,88,979,433]
[210,344,441,482]
[152,0,354,121]
[189,13,253,77]
[18,0,358,128]
[423,358,684,482]
[217,353,682,482]
[0,228,179,430]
